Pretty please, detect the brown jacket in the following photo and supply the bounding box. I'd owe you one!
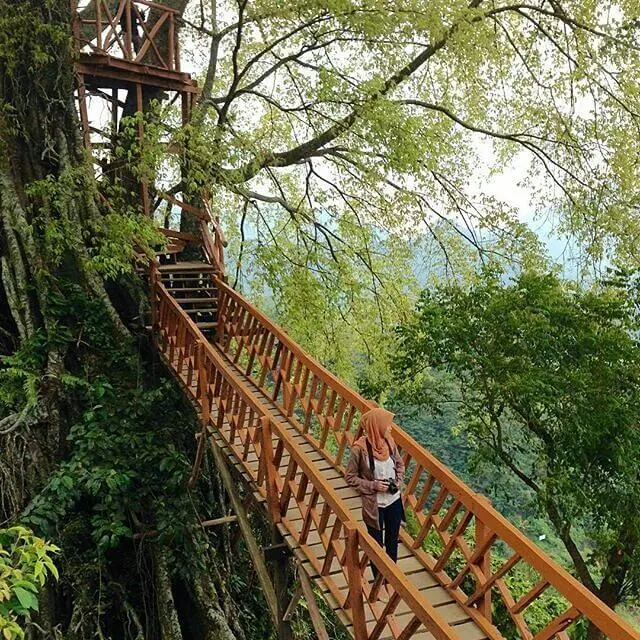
[344,443,405,530]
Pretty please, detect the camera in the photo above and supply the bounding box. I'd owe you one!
[386,478,398,494]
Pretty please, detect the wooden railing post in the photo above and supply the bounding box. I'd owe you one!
[344,523,367,640]
[216,287,226,346]
[188,341,209,487]
[167,13,175,70]
[150,261,159,335]
[174,21,181,72]
[96,0,103,50]
[198,342,210,424]
[260,416,282,525]
[475,510,492,622]
[124,0,133,59]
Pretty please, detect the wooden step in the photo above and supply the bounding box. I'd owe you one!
[173,297,218,304]
[195,322,217,329]
[161,275,216,282]
[185,308,216,315]
[158,261,215,272]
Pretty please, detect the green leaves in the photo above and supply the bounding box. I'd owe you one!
[23,378,194,555]
[185,0,640,276]
[0,526,58,639]
[394,267,640,601]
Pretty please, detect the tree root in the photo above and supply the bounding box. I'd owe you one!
[189,564,239,640]
[122,599,145,640]
[153,546,183,640]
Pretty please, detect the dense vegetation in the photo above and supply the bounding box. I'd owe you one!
[391,269,640,636]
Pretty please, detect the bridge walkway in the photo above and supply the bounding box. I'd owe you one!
[150,258,638,640]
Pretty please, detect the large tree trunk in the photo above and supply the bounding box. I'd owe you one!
[0,0,125,511]
[0,2,254,637]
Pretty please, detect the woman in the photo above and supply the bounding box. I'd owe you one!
[345,407,405,581]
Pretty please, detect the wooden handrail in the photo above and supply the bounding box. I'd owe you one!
[159,193,209,220]
[136,0,180,13]
[211,276,640,640]
[156,193,226,273]
[158,228,201,244]
[215,277,370,410]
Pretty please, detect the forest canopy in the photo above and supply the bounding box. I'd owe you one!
[392,269,640,616]
[166,0,640,379]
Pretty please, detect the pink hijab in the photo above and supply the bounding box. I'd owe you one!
[353,408,395,461]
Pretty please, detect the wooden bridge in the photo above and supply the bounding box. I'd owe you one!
[148,246,639,640]
[73,2,640,639]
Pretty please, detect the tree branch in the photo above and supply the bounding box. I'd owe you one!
[227,0,485,183]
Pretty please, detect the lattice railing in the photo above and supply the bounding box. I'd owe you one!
[155,194,227,274]
[211,276,639,640]
[74,0,180,71]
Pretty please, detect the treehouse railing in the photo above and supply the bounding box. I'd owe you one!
[74,0,180,72]
[210,276,639,640]
[157,193,226,274]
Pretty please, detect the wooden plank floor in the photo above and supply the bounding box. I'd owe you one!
[166,341,492,640]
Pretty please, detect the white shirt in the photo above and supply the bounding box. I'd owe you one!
[373,456,401,508]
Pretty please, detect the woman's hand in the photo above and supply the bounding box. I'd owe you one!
[374,480,389,492]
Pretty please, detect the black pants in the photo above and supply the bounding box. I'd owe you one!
[366,497,403,577]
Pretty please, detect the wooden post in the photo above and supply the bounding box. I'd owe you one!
[188,342,209,487]
[215,288,226,346]
[96,0,103,49]
[71,0,81,43]
[174,23,181,72]
[208,438,280,627]
[260,416,281,525]
[111,87,119,148]
[135,82,150,216]
[299,566,331,640]
[345,523,367,640]
[125,0,133,59]
[270,526,294,640]
[77,75,92,151]
[149,261,159,339]
[181,91,190,126]
[475,510,492,622]
[168,13,175,70]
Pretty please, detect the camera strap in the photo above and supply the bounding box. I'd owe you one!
[366,440,375,475]
[365,439,395,476]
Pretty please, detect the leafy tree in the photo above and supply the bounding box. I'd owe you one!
[156,0,640,376]
[393,268,640,636]
[180,0,640,275]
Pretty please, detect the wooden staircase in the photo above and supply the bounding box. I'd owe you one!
[158,261,219,334]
